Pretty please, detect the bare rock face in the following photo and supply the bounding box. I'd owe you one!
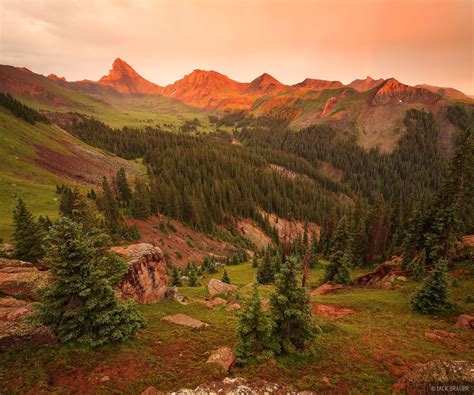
[111,244,169,304]
[207,346,235,372]
[162,314,209,330]
[207,279,237,298]
[393,360,473,394]
[0,297,33,322]
[0,258,49,299]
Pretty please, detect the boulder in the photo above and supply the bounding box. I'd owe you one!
[0,321,57,351]
[0,258,49,299]
[310,283,344,296]
[456,315,474,330]
[207,278,237,298]
[355,256,407,289]
[393,360,474,393]
[205,297,227,309]
[162,314,209,329]
[165,286,189,305]
[140,387,161,395]
[224,303,242,312]
[206,346,236,372]
[111,243,169,304]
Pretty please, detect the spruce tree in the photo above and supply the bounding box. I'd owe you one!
[131,178,151,219]
[410,259,453,314]
[222,269,231,284]
[270,256,317,354]
[251,255,258,268]
[256,249,275,284]
[34,217,145,346]
[235,284,278,364]
[170,265,182,287]
[187,266,199,286]
[333,250,352,284]
[408,250,426,281]
[12,198,44,262]
[324,215,349,283]
[115,168,132,207]
[101,177,122,240]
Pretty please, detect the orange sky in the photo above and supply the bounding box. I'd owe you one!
[1,0,473,94]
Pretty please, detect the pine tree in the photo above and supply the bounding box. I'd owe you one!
[170,265,182,287]
[187,266,199,287]
[324,215,349,283]
[33,217,145,346]
[235,284,278,364]
[270,256,317,354]
[252,255,258,268]
[12,198,44,262]
[410,259,453,314]
[256,249,275,284]
[115,168,132,206]
[408,250,426,282]
[222,269,231,284]
[333,250,352,284]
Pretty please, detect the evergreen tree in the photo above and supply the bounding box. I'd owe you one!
[410,259,453,314]
[187,266,199,287]
[235,284,278,364]
[12,198,44,262]
[408,250,426,282]
[115,168,132,206]
[324,215,349,283]
[33,217,145,346]
[270,256,317,354]
[101,177,122,240]
[221,269,231,284]
[170,265,182,287]
[333,250,352,284]
[252,255,258,268]
[131,178,151,219]
[256,249,275,284]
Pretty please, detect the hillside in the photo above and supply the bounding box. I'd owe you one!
[0,106,140,239]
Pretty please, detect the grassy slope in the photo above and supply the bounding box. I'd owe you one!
[1,261,472,393]
[0,108,143,240]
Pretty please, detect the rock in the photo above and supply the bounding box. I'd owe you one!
[0,321,57,351]
[224,303,241,312]
[456,314,474,330]
[111,243,169,304]
[310,283,344,296]
[424,332,441,342]
[313,303,354,318]
[393,360,474,393]
[165,286,189,305]
[205,297,227,309]
[207,278,237,298]
[433,329,456,338]
[0,297,33,322]
[206,347,236,372]
[397,276,408,282]
[162,314,209,329]
[262,298,270,311]
[354,256,404,287]
[100,376,110,382]
[140,387,161,395]
[0,258,49,299]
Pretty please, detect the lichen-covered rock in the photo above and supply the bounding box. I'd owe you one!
[162,314,209,329]
[0,321,57,351]
[393,360,473,394]
[165,286,189,305]
[207,346,235,372]
[0,297,33,322]
[0,258,49,299]
[111,243,169,304]
[207,278,237,298]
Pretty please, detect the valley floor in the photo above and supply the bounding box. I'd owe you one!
[0,262,472,394]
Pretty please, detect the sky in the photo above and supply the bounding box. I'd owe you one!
[1,0,473,94]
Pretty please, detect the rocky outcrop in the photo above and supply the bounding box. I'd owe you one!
[456,315,474,330]
[313,303,354,318]
[165,286,189,305]
[206,347,235,372]
[111,243,169,304]
[142,377,294,394]
[354,256,406,290]
[320,97,337,117]
[0,297,33,322]
[393,360,474,393]
[207,279,238,298]
[162,314,209,329]
[0,258,49,299]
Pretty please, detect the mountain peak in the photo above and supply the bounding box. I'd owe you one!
[294,78,343,90]
[348,76,384,92]
[373,78,441,105]
[47,73,66,82]
[98,58,161,94]
[246,73,285,94]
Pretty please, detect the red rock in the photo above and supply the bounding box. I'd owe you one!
[205,297,227,309]
[224,303,241,312]
[320,97,337,117]
[433,329,456,338]
[206,346,235,372]
[424,332,441,342]
[310,283,344,296]
[0,258,49,299]
[456,315,474,330]
[140,386,161,395]
[111,243,169,304]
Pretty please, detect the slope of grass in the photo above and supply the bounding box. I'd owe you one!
[1,261,472,393]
